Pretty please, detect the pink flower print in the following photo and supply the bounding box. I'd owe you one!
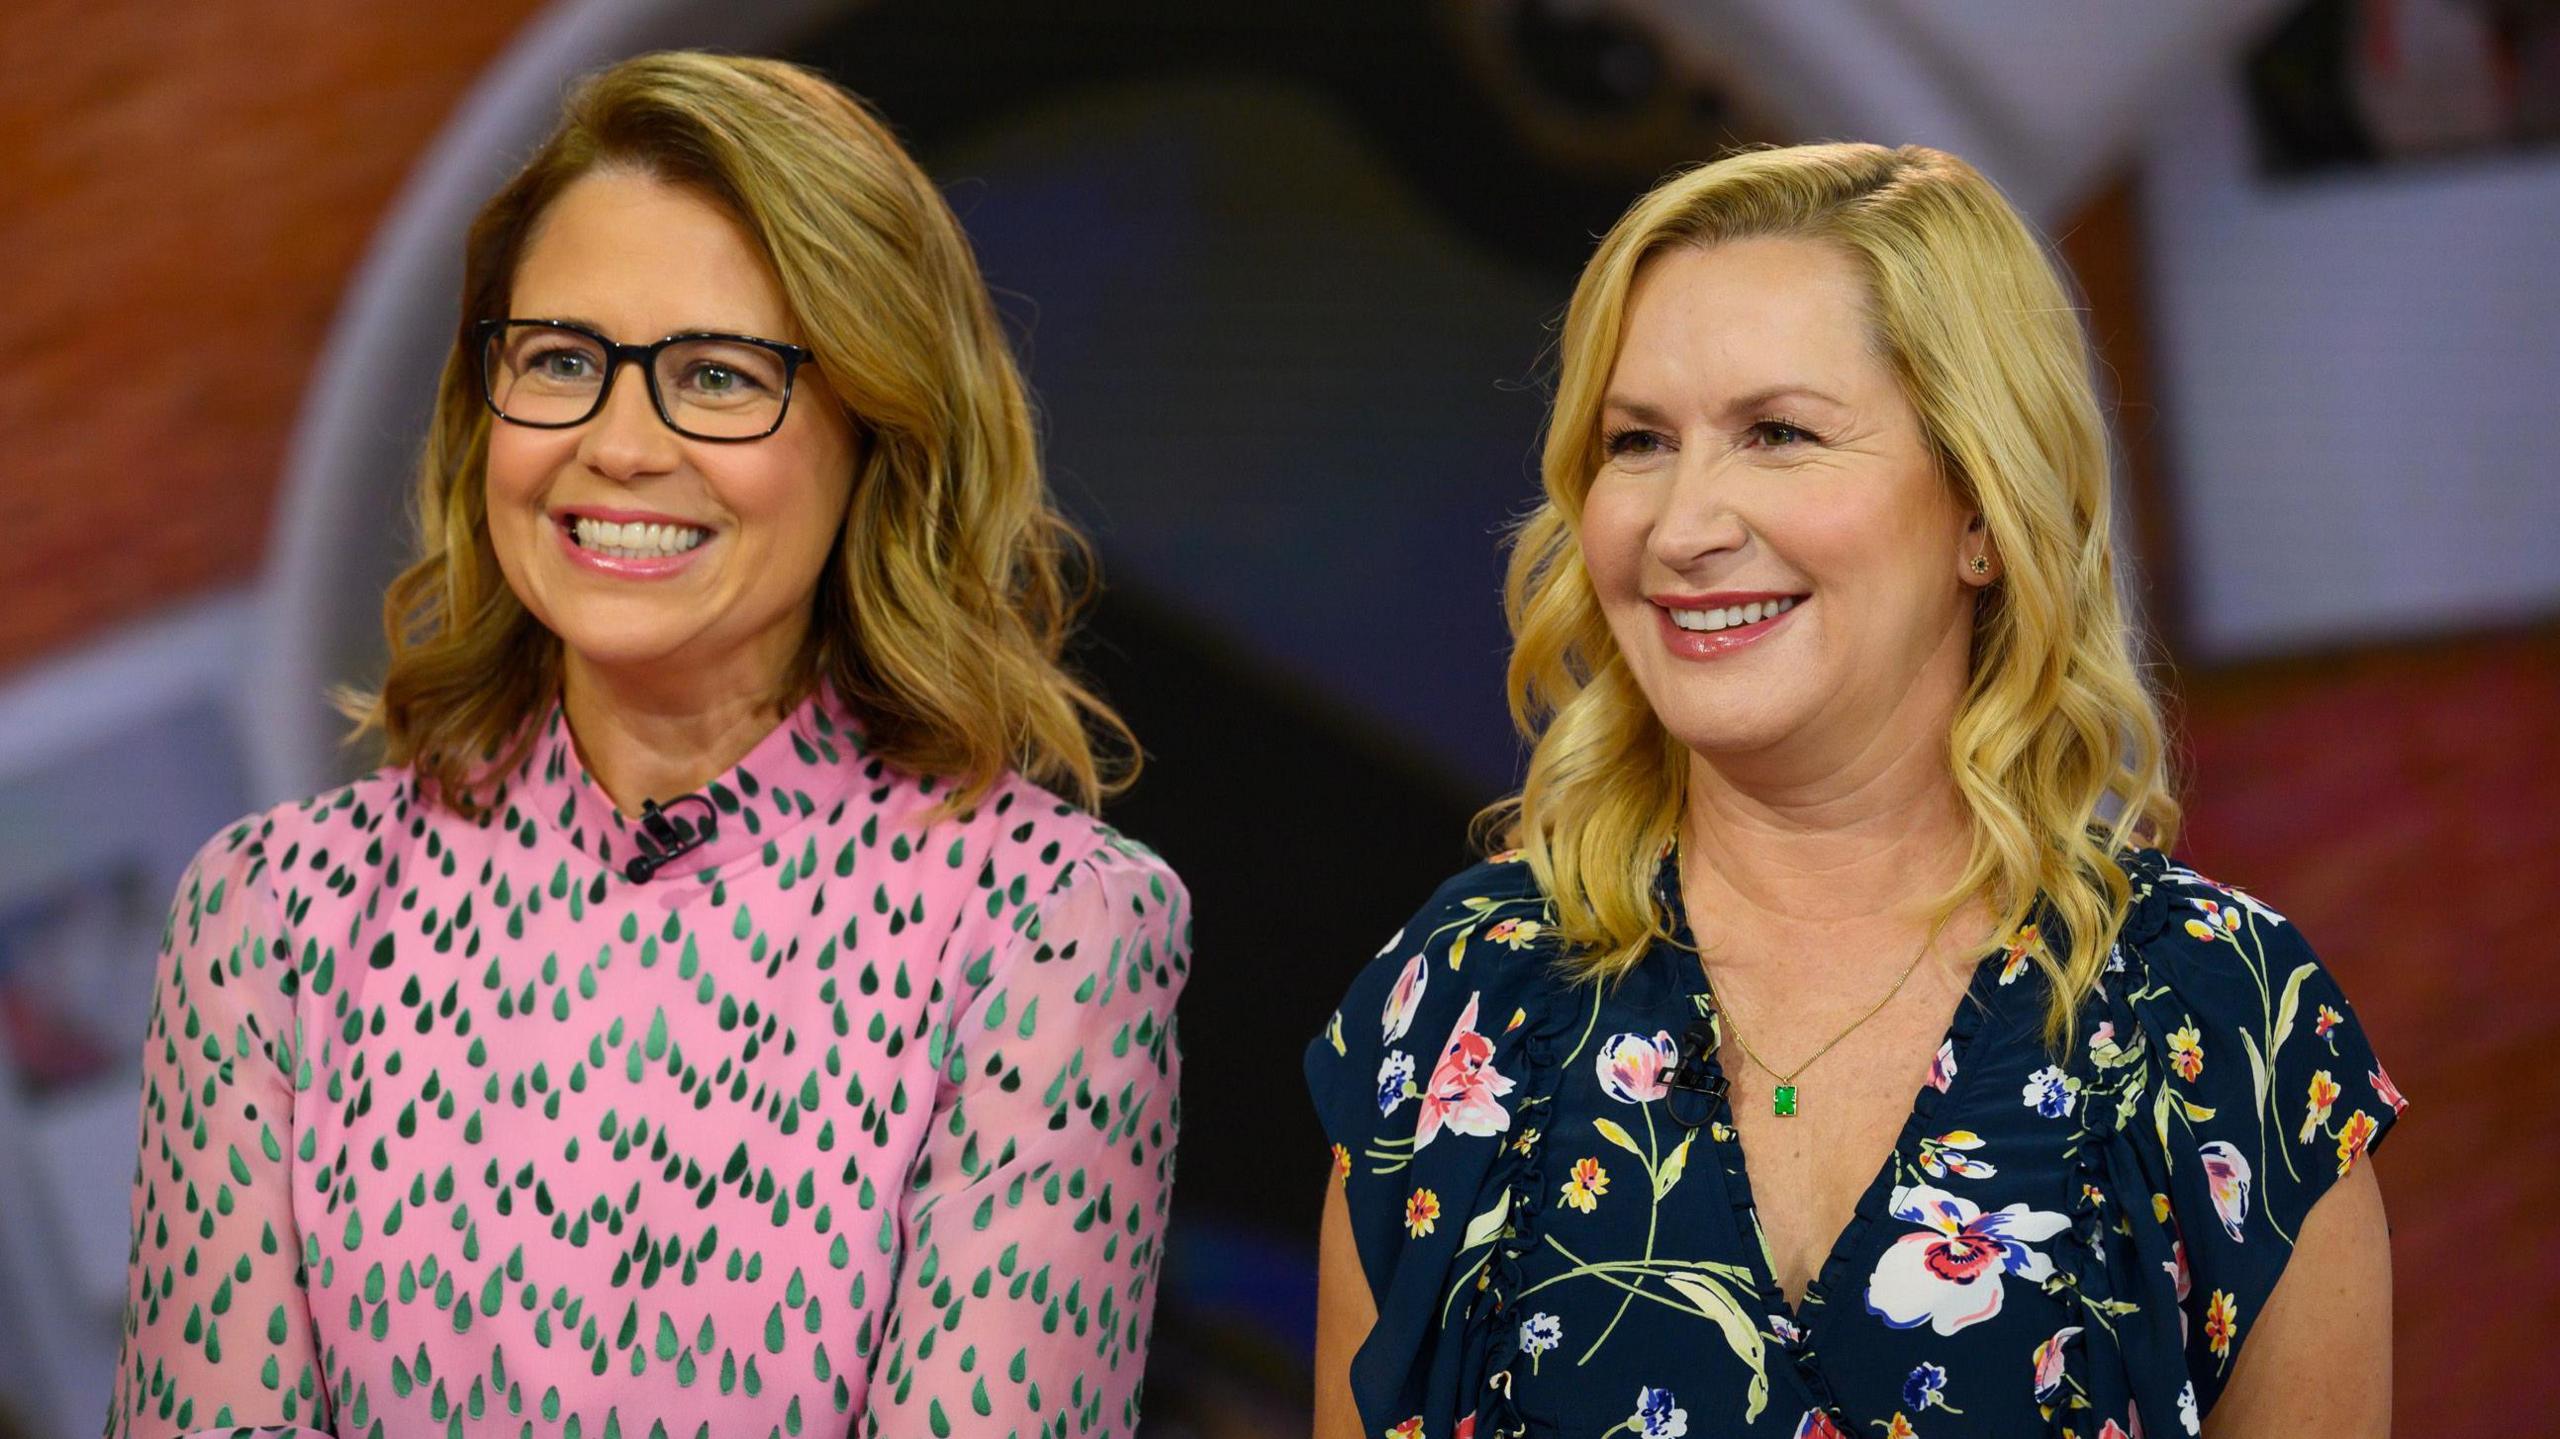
[1381,952,1429,1043]
[2098,1421,2132,1439]
[2031,1326,2083,1401]
[1866,1184,2070,1335]
[2370,1064,2408,1115]
[1790,1408,1851,1439]
[1413,993,1514,1151]
[1386,1418,1425,1439]
[1925,1038,1958,1093]
[1596,1030,1678,1105]
[2198,1141,2253,1242]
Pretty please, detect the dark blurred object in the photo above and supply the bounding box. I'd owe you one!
[2248,0,2560,174]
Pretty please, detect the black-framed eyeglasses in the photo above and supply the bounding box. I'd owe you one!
[475,317,817,442]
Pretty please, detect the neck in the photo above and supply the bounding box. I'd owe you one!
[560,652,801,819]
[1678,623,1981,940]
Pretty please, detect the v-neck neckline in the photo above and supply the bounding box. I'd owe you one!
[1648,855,2019,1342]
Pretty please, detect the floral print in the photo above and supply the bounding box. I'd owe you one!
[1866,1187,2070,1335]
[1306,848,2401,1438]
[1597,1031,1678,1104]
[1414,994,1515,1150]
[1628,1386,1689,1437]
[1562,1157,1611,1212]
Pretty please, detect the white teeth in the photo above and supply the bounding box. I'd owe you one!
[569,516,709,559]
[1668,595,1798,633]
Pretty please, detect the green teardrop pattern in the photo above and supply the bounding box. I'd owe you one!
[106,696,1189,1439]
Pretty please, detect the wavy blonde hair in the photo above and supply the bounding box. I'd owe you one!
[1488,142,2179,1045]
[341,51,1132,818]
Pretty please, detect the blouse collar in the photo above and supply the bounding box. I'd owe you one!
[500,683,870,883]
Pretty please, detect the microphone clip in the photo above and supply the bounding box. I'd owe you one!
[623,794,720,882]
[1664,1013,1730,1129]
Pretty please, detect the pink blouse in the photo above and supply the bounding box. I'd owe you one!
[105,689,1189,1438]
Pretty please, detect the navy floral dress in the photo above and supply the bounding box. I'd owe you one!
[1305,847,2403,1439]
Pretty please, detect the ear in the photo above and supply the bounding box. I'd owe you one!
[1961,512,2000,587]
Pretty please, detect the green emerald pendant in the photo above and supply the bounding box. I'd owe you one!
[1773,1085,1798,1117]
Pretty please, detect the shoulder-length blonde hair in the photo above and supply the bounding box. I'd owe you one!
[1490,142,2179,1045]
[342,50,1132,817]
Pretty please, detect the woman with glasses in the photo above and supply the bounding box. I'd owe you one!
[107,52,1187,1439]
[1306,144,2400,1438]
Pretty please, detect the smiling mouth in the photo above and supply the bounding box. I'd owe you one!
[1663,595,1804,633]
[562,515,711,560]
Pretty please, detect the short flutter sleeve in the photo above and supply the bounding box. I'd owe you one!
[2115,857,2406,1418]
[1302,854,1569,1439]
[108,819,334,1439]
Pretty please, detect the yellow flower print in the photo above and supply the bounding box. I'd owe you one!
[1332,1142,1352,1182]
[1385,1418,1426,1439]
[1882,1414,1920,1439]
[2166,1025,2205,1083]
[1404,1187,1442,1238]
[2182,899,2242,943]
[1512,1126,1542,1156]
[2152,1192,2171,1224]
[1485,917,1548,949]
[2300,1071,2341,1144]
[1561,1156,1610,1213]
[2204,1288,2239,1363]
[1997,924,2042,984]
[2336,1109,2379,1177]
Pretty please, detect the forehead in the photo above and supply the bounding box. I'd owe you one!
[1608,236,1885,403]
[509,168,797,340]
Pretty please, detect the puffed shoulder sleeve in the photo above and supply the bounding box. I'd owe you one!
[107,819,334,1439]
[2121,860,2406,1414]
[861,834,1189,1439]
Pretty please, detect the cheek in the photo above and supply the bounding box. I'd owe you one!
[1575,479,1650,599]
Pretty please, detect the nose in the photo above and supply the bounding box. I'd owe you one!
[575,356,682,482]
[1645,446,1750,572]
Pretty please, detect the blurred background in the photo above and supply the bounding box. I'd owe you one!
[3,0,2554,1434]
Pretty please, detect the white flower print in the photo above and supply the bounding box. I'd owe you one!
[1628,1386,1688,1438]
[1380,951,1429,1043]
[1519,1312,1562,1355]
[2021,1065,2078,1119]
[1376,1050,1415,1117]
[1865,1184,2071,1336]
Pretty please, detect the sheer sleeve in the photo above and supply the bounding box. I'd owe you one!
[860,836,1189,1439]
[105,821,332,1439]
[2125,861,2405,1418]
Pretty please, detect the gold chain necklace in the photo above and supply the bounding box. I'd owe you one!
[1703,920,1943,1118]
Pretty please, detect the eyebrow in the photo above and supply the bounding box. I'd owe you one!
[523,313,790,342]
[1601,385,1848,425]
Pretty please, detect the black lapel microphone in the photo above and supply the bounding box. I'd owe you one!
[623,794,719,882]
[1664,1013,1730,1129]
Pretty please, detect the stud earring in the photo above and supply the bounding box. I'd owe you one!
[1970,555,1991,576]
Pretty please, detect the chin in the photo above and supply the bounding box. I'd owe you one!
[1645,692,1814,758]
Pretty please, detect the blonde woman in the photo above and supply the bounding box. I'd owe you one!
[109,53,1187,1439]
[1308,145,2398,1439]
